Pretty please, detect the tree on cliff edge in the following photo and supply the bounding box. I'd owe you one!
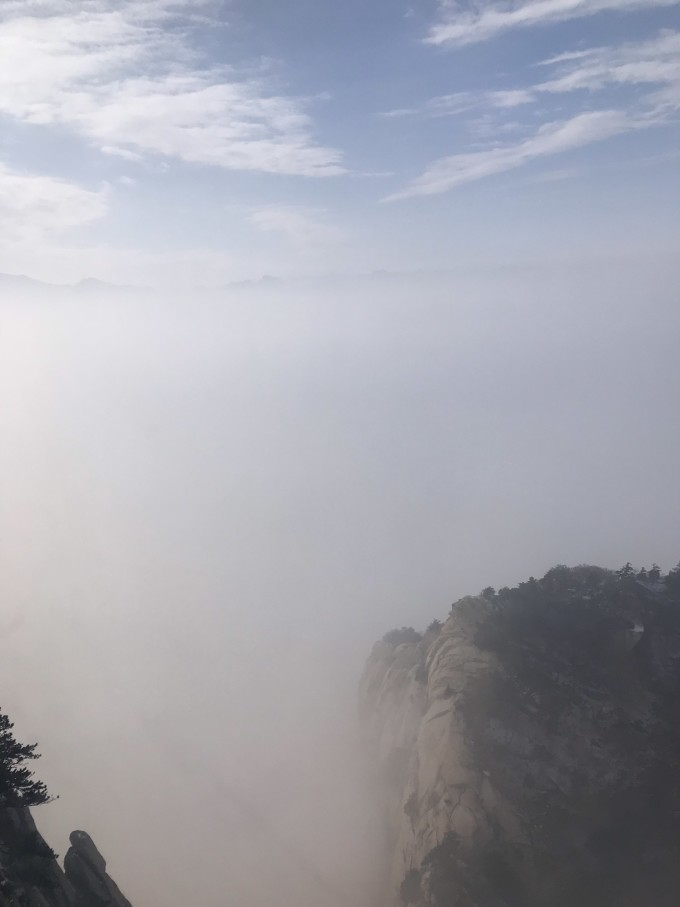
[0,709,52,807]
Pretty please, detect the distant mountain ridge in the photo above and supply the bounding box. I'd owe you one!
[0,266,540,297]
[0,273,144,294]
[0,272,51,290]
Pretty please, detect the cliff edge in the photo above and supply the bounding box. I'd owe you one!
[360,564,680,907]
[0,815,131,907]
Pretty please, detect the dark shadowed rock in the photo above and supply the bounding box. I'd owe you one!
[0,808,75,907]
[64,833,131,907]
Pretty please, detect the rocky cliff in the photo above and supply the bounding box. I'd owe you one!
[64,833,131,907]
[360,564,680,907]
[0,813,131,907]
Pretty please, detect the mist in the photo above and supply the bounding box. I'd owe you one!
[1,260,679,907]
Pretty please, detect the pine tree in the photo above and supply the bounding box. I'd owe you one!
[0,710,52,807]
[616,562,636,580]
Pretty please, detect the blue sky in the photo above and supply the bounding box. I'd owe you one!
[0,0,678,286]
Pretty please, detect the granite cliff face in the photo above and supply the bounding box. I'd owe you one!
[360,565,680,907]
[64,833,131,907]
[0,815,130,907]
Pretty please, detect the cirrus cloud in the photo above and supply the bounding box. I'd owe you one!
[0,163,107,243]
[384,28,680,199]
[0,1,344,177]
[384,110,632,200]
[427,0,680,46]
[249,206,346,248]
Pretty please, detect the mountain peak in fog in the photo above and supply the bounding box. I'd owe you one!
[362,562,680,907]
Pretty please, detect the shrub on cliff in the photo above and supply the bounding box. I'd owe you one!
[382,627,422,645]
[0,710,52,807]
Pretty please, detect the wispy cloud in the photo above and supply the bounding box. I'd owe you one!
[386,29,680,198]
[379,107,419,119]
[0,1,344,177]
[427,0,680,46]
[398,29,680,119]
[384,110,632,200]
[537,29,680,112]
[429,88,535,115]
[0,163,107,243]
[380,89,534,120]
[249,206,346,247]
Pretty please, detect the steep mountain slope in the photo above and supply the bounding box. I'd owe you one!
[360,564,680,907]
[0,812,130,907]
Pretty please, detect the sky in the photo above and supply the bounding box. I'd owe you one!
[0,0,678,286]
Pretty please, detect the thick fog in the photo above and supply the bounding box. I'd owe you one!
[1,262,679,907]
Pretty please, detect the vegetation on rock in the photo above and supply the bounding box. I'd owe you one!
[0,711,51,808]
[366,562,680,907]
[382,627,423,646]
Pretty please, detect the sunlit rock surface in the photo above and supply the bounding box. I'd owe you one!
[361,566,680,907]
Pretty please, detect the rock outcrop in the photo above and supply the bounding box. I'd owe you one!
[0,808,74,907]
[0,817,131,907]
[360,565,680,907]
[64,833,131,907]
